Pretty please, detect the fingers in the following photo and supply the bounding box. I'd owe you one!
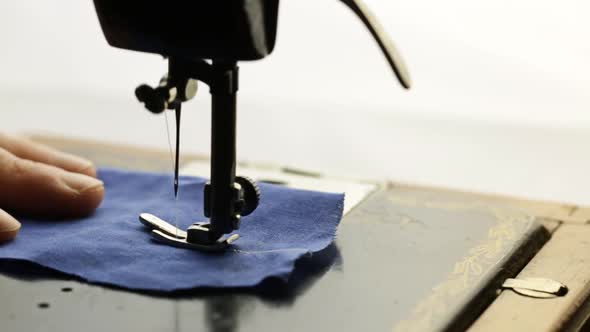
[0,148,104,218]
[0,208,20,243]
[0,133,97,177]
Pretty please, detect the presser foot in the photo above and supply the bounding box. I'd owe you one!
[139,213,239,252]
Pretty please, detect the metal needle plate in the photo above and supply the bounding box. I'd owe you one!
[139,213,239,252]
[502,278,568,298]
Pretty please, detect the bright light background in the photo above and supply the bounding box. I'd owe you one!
[0,0,589,204]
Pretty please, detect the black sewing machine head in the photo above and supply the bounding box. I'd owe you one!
[94,1,279,61]
[93,0,411,252]
[94,0,410,87]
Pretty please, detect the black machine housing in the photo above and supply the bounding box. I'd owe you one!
[94,1,280,61]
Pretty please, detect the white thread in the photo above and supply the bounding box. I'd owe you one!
[164,111,175,168]
[231,248,309,254]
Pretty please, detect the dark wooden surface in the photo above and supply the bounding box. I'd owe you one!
[0,137,550,332]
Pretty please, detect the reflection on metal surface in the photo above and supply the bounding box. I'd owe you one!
[391,196,535,332]
[502,278,568,299]
[205,295,243,332]
[197,244,342,332]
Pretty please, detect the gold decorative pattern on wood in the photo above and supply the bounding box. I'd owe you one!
[390,195,535,332]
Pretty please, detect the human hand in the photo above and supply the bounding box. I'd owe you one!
[0,133,104,242]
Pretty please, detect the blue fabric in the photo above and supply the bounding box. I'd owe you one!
[0,168,344,291]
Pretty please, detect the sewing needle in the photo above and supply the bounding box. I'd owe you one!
[174,103,181,198]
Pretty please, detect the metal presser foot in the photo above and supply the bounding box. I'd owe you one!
[139,213,240,252]
[138,175,261,252]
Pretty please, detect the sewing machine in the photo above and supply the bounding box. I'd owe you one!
[93,0,410,251]
[3,1,590,331]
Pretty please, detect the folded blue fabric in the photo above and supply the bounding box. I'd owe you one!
[0,168,344,291]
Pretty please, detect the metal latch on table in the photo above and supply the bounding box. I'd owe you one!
[502,278,568,298]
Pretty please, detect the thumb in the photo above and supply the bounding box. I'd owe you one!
[0,208,21,242]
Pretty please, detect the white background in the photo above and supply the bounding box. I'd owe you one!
[0,0,589,204]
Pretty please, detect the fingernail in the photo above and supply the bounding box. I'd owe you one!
[57,152,95,175]
[0,209,21,239]
[61,171,104,193]
[77,163,97,177]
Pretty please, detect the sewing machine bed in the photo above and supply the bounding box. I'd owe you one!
[2,135,590,332]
